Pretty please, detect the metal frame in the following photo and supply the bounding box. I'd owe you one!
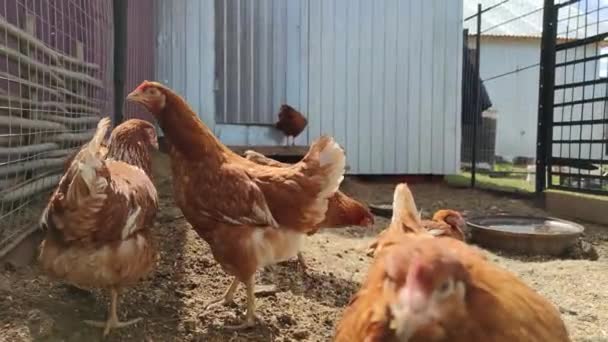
[538,0,608,195]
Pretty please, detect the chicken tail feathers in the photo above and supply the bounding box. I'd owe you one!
[391,183,423,232]
[244,150,288,168]
[305,135,346,199]
[68,117,111,201]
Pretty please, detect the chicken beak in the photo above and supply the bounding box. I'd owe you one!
[151,137,159,150]
[126,90,142,103]
[389,284,419,341]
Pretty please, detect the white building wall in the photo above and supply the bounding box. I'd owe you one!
[476,36,607,161]
[156,0,463,175]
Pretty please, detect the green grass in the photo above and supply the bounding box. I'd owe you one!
[492,162,528,173]
[446,172,608,197]
[445,172,534,193]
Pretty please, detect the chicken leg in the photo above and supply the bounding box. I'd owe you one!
[296,252,309,273]
[224,276,258,330]
[203,277,239,311]
[84,288,142,337]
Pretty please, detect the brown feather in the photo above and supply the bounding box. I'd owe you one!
[39,117,159,290]
[243,149,374,233]
[126,81,346,290]
[274,104,308,138]
[336,184,570,342]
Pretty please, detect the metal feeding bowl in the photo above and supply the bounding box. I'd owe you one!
[467,215,584,256]
[369,204,393,218]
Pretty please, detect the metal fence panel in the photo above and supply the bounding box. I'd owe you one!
[0,0,113,256]
[540,0,608,195]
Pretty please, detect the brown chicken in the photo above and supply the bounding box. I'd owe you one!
[105,118,159,176]
[38,118,159,336]
[62,119,157,174]
[244,149,374,270]
[335,183,570,342]
[367,208,466,257]
[63,142,108,173]
[275,104,308,146]
[424,210,466,240]
[126,81,346,329]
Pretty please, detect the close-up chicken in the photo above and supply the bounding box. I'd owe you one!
[274,104,308,146]
[244,149,374,270]
[126,81,346,329]
[335,183,570,342]
[367,208,466,257]
[38,117,159,336]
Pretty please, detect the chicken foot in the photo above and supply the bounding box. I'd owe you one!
[84,288,142,337]
[275,252,310,274]
[203,277,239,311]
[224,276,258,330]
[284,136,297,146]
[296,252,309,273]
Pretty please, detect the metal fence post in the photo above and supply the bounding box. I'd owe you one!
[536,0,556,193]
[471,3,482,188]
[113,0,128,125]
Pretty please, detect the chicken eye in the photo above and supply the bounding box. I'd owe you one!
[436,278,454,298]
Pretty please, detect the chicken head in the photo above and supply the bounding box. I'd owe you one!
[126,80,167,114]
[384,239,470,341]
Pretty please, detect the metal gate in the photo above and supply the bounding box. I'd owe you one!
[538,0,608,195]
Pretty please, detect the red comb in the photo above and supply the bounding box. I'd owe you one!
[135,80,150,91]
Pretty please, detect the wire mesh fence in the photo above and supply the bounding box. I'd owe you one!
[461,0,549,193]
[0,0,113,257]
[543,0,608,194]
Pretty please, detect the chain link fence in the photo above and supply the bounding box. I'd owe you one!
[0,0,113,257]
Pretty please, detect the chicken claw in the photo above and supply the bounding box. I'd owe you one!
[223,277,258,330]
[203,277,239,311]
[296,252,308,270]
[224,315,258,330]
[84,288,141,336]
[296,252,316,275]
[84,317,143,337]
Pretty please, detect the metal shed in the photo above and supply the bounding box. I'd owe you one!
[155,0,463,175]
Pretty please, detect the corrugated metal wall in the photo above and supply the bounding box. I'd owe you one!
[124,0,156,122]
[215,0,288,125]
[156,0,463,175]
[155,0,216,132]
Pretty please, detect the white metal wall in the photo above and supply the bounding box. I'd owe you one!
[215,0,290,125]
[156,0,463,175]
[155,0,216,131]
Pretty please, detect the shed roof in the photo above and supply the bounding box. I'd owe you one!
[463,0,608,39]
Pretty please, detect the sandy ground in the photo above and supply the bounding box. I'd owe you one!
[0,152,607,342]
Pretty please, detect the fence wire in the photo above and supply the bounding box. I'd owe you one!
[0,0,113,256]
[547,0,608,194]
[462,0,550,192]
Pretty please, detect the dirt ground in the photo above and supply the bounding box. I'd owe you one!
[1,152,607,342]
